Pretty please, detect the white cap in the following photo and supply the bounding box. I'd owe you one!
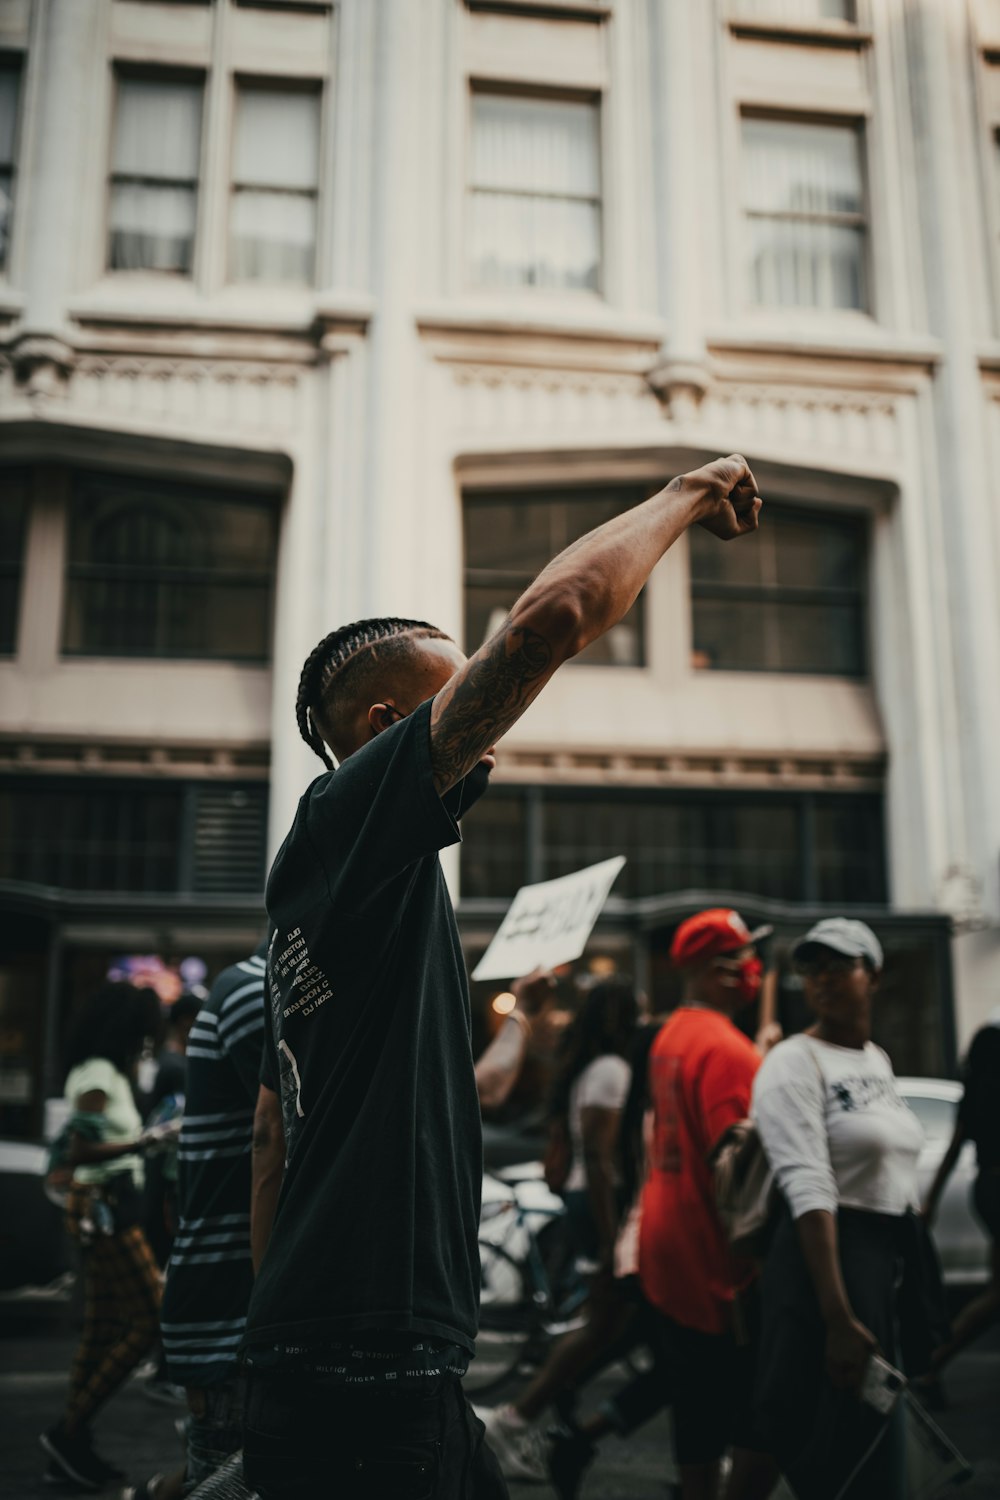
[791,918,883,972]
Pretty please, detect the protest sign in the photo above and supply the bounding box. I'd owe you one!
[471,856,626,983]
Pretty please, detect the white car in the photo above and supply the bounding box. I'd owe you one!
[897,1078,991,1286]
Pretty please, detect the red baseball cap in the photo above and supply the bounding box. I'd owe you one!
[669,908,772,967]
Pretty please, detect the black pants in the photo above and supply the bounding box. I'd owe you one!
[242,1373,508,1500]
[756,1208,906,1500]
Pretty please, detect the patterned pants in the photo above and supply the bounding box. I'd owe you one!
[65,1184,161,1430]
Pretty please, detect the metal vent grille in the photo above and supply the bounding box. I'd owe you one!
[190,784,268,895]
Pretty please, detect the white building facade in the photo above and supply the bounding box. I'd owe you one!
[1,0,999,1131]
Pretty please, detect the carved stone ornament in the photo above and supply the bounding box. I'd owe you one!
[647,358,712,420]
[10,334,75,399]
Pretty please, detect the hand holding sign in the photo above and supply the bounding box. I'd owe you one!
[472,857,626,983]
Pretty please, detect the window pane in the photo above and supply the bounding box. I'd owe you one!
[748,217,865,310]
[470,92,601,291]
[744,119,863,217]
[732,0,855,23]
[63,479,278,660]
[471,191,600,291]
[0,782,182,893]
[541,796,801,900]
[230,189,316,284]
[113,77,202,180]
[813,797,885,902]
[460,792,527,900]
[233,87,320,191]
[773,512,864,589]
[692,599,771,671]
[0,64,21,272]
[0,472,28,654]
[0,66,19,163]
[743,117,866,310]
[472,95,599,197]
[109,182,197,273]
[691,503,866,675]
[110,77,201,273]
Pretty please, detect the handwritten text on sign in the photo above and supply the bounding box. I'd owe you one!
[471,856,626,983]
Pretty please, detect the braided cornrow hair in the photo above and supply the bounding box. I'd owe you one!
[295,617,449,769]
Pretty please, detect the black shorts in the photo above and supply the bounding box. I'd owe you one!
[647,1301,763,1466]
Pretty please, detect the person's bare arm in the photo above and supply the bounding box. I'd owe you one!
[429,456,761,793]
[796,1209,878,1390]
[475,1015,527,1114]
[251,1084,285,1274]
[67,1089,145,1166]
[581,1104,623,1269]
[755,966,783,1055]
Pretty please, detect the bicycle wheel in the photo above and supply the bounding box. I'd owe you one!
[465,1239,540,1398]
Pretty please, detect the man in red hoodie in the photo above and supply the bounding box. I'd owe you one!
[639,909,776,1500]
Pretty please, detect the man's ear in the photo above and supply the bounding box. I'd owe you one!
[368,703,402,736]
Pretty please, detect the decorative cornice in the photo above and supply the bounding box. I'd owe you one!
[0,738,271,780]
[491,746,885,792]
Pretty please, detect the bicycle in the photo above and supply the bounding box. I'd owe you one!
[465,1165,589,1397]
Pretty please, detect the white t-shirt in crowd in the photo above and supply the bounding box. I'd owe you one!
[565,1053,631,1192]
[65,1056,144,1188]
[752,1033,923,1220]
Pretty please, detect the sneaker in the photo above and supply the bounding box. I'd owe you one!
[474,1403,548,1483]
[546,1423,596,1500]
[39,1427,105,1492]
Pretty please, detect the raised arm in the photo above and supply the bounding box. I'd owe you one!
[429,455,761,793]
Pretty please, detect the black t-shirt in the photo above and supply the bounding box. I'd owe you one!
[245,700,483,1354]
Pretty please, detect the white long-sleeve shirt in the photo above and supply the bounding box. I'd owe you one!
[752,1034,923,1220]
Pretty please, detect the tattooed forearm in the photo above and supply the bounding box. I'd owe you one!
[430,624,554,793]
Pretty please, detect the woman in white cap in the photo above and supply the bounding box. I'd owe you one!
[750,918,924,1500]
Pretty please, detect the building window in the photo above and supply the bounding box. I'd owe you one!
[461,787,886,905]
[465,487,645,666]
[0,58,21,273]
[109,74,203,273]
[230,82,321,285]
[0,779,268,895]
[0,470,29,655]
[63,476,278,661]
[689,503,867,675]
[469,91,601,291]
[731,0,855,21]
[743,116,867,310]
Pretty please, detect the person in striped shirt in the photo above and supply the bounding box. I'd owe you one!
[124,941,267,1500]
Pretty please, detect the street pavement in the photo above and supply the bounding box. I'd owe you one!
[1,1309,998,1499]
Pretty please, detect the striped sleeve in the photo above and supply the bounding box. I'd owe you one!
[218,958,267,1102]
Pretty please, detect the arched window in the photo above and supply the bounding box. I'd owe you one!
[63,476,278,660]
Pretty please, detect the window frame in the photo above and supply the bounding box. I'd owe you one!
[460,784,888,905]
[61,473,280,663]
[227,74,324,288]
[466,80,605,295]
[106,66,206,277]
[0,52,24,278]
[740,108,872,316]
[688,499,870,678]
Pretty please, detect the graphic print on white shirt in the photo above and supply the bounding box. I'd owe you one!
[752,1035,924,1220]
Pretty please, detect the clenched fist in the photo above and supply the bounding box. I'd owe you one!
[685,454,762,540]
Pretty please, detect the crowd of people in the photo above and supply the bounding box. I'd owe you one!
[38,454,1000,1499]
